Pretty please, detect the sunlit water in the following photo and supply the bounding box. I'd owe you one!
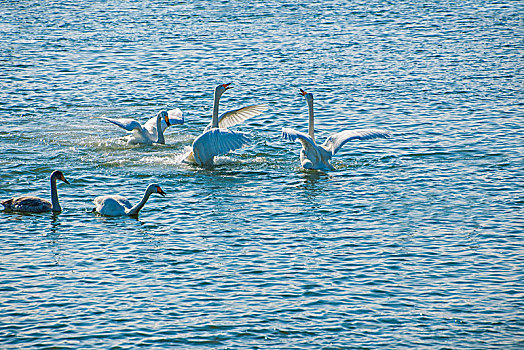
[1,0,523,348]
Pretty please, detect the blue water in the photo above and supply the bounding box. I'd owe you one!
[1,0,523,348]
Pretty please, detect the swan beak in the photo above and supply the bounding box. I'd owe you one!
[222,82,232,90]
[61,175,70,184]
[165,116,171,127]
[157,188,166,197]
[299,89,307,96]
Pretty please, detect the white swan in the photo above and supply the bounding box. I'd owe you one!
[93,183,166,216]
[186,83,267,166]
[282,89,390,171]
[1,170,70,213]
[99,109,184,145]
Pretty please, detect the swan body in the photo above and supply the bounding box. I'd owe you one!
[100,109,183,145]
[93,183,166,216]
[1,170,70,213]
[186,83,267,166]
[282,89,390,171]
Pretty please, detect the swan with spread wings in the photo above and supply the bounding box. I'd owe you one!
[99,109,184,145]
[186,83,267,166]
[282,89,390,171]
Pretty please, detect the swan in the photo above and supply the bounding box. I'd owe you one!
[185,83,267,166]
[1,170,70,213]
[93,183,166,216]
[282,89,390,171]
[99,108,184,145]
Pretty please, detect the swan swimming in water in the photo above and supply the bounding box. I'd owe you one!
[99,109,184,145]
[186,83,267,166]
[93,183,166,216]
[282,89,390,171]
[1,170,70,213]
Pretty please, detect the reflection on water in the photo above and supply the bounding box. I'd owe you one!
[294,170,332,211]
[49,211,61,234]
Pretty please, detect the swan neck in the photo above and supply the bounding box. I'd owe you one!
[156,114,165,144]
[127,189,152,216]
[211,91,221,128]
[307,99,315,142]
[50,176,61,212]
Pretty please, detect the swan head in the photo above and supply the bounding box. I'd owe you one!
[158,110,171,127]
[51,170,70,184]
[215,83,232,98]
[147,184,166,197]
[300,88,314,102]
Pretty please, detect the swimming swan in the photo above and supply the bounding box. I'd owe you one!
[99,109,183,145]
[282,89,390,171]
[93,183,166,216]
[186,83,267,166]
[1,170,70,213]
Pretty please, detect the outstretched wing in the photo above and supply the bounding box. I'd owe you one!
[282,127,319,153]
[99,117,142,132]
[322,129,390,155]
[168,108,184,125]
[192,128,251,165]
[204,104,268,131]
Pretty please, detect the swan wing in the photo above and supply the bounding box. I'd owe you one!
[2,196,51,213]
[218,104,267,128]
[281,127,319,153]
[99,117,143,132]
[322,129,391,155]
[204,104,267,131]
[143,117,160,137]
[144,108,184,136]
[192,128,251,165]
[168,108,184,125]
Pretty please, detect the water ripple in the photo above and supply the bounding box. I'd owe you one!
[1,0,523,348]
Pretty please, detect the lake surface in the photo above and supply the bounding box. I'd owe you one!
[1,0,523,348]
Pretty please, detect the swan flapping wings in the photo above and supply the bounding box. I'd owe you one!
[282,88,391,170]
[99,109,183,145]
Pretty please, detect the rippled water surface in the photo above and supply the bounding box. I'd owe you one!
[1,0,523,348]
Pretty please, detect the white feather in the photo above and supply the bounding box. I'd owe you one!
[93,195,132,216]
[205,104,268,131]
[99,117,143,132]
[322,129,391,155]
[192,128,250,166]
[93,184,166,216]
